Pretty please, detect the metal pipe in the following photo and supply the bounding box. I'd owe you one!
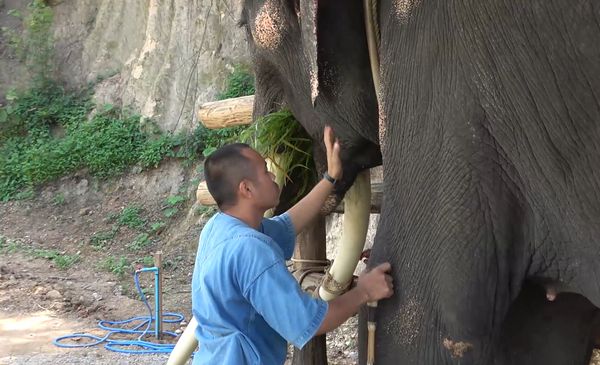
[137,266,161,339]
[155,251,163,339]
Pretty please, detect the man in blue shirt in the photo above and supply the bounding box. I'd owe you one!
[192,126,394,364]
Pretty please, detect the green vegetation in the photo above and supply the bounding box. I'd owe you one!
[0,236,78,269]
[116,206,146,229]
[241,110,316,199]
[101,256,131,278]
[32,248,79,269]
[89,228,118,250]
[149,221,166,234]
[0,85,183,201]
[127,233,152,251]
[217,66,255,100]
[195,205,216,217]
[2,0,54,86]
[52,192,65,205]
[160,195,186,218]
[138,255,155,267]
[0,237,22,254]
[0,75,260,201]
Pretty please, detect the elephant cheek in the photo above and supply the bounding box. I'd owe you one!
[252,0,283,50]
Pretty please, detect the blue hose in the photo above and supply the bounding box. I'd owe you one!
[53,270,186,355]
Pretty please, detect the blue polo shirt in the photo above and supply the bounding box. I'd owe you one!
[191,212,328,365]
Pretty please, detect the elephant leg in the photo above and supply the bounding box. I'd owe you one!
[499,281,600,365]
[358,253,513,364]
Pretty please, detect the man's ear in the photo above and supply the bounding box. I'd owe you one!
[238,179,253,199]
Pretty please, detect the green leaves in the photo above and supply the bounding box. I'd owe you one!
[117,206,146,229]
[0,84,184,200]
[217,66,255,100]
[240,110,316,200]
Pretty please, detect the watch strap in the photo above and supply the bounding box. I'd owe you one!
[323,171,336,185]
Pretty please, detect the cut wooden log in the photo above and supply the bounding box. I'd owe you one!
[197,95,254,129]
[196,181,215,206]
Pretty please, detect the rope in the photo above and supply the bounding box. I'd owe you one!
[53,271,186,355]
[290,258,331,265]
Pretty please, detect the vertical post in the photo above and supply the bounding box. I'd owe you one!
[292,216,328,365]
[155,251,163,340]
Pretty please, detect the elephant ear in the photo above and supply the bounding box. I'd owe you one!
[300,0,320,105]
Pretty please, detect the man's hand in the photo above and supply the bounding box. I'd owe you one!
[356,262,394,302]
[316,262,394,335]
[324,126,342,180]
[287,126,344,233]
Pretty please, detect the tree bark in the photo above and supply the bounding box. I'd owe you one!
[291,216,328,365]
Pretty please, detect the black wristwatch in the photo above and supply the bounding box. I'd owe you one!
[323,171,337,185]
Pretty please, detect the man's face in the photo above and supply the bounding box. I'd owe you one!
[242,148,281,210]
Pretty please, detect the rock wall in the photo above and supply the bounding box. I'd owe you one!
[1,0,250,132]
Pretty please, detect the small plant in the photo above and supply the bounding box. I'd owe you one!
[150,221,166,234]
[32,249,79,269]
[0,239,21,253]
[195,205,216,217]
[162,256,183,271]
[128,233,152,251]
[117,206,146,229]
[160,195,187,218]
[52,192,65,205]
[217,66,255,100]
[89,228,118,250]
[165,195,186,206]
[138,256,155,267]
[163,207,179,218]
[53,253,79,269]
[101,256,131,278]
[139,134,175,168]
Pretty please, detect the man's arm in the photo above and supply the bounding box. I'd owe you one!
[287,126,342,233]
[315,262,394,335]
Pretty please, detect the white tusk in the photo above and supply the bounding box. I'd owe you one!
[166,316,198,365]
[319,170,371,301]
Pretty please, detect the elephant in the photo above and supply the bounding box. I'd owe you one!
[240,0,600,364]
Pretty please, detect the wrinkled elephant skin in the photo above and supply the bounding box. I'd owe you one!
[241,0,600,364]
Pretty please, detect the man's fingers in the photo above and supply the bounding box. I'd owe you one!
[375,262,392,273]
[324,126,333,148]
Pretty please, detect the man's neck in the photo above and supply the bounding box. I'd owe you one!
[222,204,265,230]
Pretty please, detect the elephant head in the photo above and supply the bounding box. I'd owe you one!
[240,0,381,200]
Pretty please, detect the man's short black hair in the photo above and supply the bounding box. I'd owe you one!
[204,143,255,209]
